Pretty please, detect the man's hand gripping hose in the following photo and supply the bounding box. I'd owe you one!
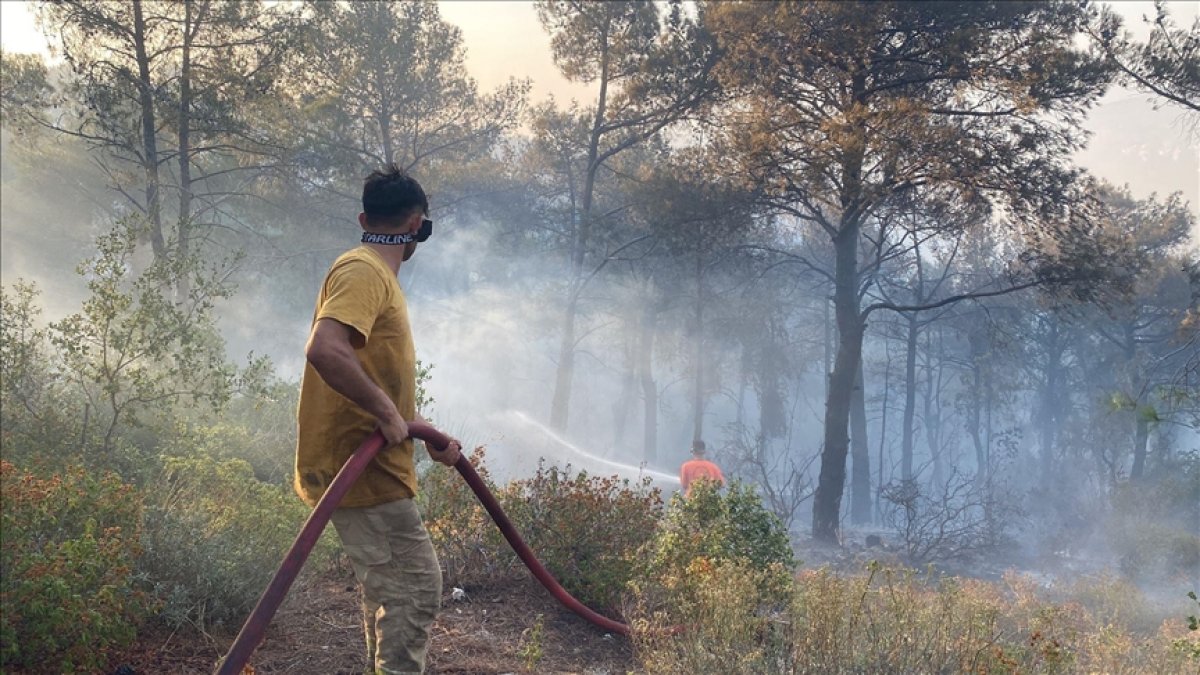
[215,420,634,675]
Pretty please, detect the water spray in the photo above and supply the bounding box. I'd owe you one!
[215,420,631,675]
[507,410,682,485]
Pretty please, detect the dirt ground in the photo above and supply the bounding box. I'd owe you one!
[112,567,636,675]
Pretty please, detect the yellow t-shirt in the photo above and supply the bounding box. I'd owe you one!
[294,246,418,508]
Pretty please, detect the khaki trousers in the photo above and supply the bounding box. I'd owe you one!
[331,498,442,675]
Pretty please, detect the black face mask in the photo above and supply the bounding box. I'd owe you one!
[361,218,433,245]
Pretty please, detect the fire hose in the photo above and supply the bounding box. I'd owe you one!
[215,420,629,675]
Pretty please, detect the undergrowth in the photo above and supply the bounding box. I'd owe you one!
[0,461,154,674]
[631,561,1200,674]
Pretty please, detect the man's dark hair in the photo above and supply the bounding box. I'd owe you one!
[362,164,428,227]
[692,439,706,455]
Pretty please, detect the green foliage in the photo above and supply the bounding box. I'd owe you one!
[182,374,298,485]
[291,0,526,188]
[0,280,85,465]
[0,461,154,673]
[138,453,337,631]
[518,613,545,672]
[501,462,663,611]
[415,358,435,416]
[633,558,788,673]
[0,49,53,133]
[645,480,794,590]
[420,454,662,613]
[632,480,794,646]
[48,218,243,459]
[1089,0,1200,114]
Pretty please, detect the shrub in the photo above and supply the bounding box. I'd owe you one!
[630,563,1200,674]
[644,480,794,595]
[0,281,86,468]
[164,411,294,487]
[0,461,154,674]
[1107,458,1200,583]
[138,454,338,631]
[631,481,793,664]
[500,462,663,612]
[633,558,789,674]
[419,446,516,589]
[880,471,1019,565]
[47,219,241,458]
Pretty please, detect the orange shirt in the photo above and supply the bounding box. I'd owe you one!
[680,459,725,497]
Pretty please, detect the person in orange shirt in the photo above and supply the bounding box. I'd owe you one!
[679,439,726,497]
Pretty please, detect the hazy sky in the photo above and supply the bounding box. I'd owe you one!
[2,0,1197,228]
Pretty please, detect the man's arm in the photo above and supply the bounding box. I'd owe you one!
[306,317,410,446]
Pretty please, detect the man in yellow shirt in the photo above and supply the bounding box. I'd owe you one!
[295,164,461,674]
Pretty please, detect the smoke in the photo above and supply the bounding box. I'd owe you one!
[0,131,109,320]
[207,214,719,491]
[404,221,693,486]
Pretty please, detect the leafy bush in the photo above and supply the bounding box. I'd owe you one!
[138,454,338,631]
[644,480,794,593]
[165,395,295,487]
[47,219,242,458]
[0,461,154,673]
[419,446,516,589]
[421,454,663,612]
[0,281,86,468]
[500,462,663,612]
[1107,456,1200,583]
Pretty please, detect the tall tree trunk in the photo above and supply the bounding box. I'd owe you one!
[924,328,944,487]
[850,359,871,523]
[1122,322,1149,480]
[639,300,659,464]
[691,252,704,442]
[1039,319,1061,485]
[823,295,832,401]
[612,313,637,450]
[132,0,165,260]
[176,0,195,297]
[1131,412,1150,479]
[876,348,890,524]
[812,81,869,544]
[812,221,863,543]
[736,345,748,429]
[985,370,994,475]
[901,315,919,481]
[968,350,986,483]
[379,94,395,166]
[550,292,579,430]
[549,35,609,431]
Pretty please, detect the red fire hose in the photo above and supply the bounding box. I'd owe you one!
[215,420,628,675]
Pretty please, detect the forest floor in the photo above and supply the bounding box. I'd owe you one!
[114,566,636,675]
[109,531,1122,674]
[111,536,889,675]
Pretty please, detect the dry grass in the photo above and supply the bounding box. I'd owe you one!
[631,561,1200,674]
